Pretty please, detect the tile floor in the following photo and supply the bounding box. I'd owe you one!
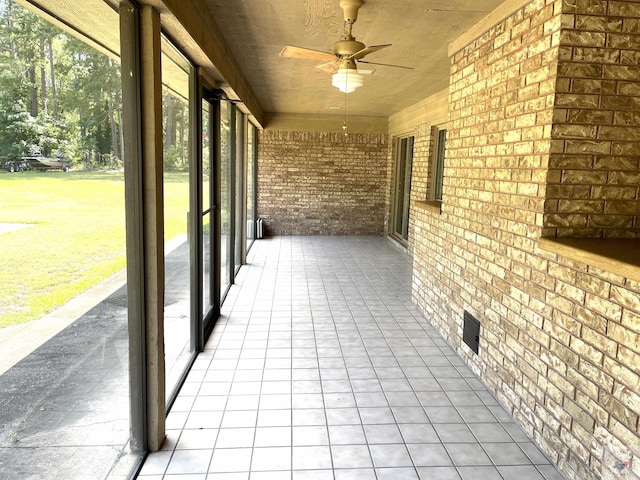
[136,236,564,480]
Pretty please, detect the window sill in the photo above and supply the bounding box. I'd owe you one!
[538,237,640,282]
[414,200,442,214]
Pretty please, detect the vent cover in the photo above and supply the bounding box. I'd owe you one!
[463,310,480,354]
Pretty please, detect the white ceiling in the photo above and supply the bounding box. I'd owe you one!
[203,0,507,118]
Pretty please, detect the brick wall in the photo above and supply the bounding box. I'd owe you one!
[546,0,640,238]
[409,1,640,480]
[405,124,438,252]
[257,130,388,235]
[408,125,435,203]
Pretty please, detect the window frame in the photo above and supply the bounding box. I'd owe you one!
[427,125,447,205]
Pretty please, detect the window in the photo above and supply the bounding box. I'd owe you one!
[0,1,142,478]
[430,126,447,202]
[161,36,194,406]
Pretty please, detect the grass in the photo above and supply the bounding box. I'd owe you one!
[0,170,189,328]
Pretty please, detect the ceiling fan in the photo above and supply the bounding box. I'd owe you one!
[280,0,412,93]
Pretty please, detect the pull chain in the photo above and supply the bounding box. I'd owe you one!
[343,89,348,136]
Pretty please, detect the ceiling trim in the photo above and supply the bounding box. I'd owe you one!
[448,0,534,56]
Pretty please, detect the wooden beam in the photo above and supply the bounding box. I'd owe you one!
[139,4,166,452]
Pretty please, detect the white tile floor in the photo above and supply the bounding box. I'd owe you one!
[136,236,564,480]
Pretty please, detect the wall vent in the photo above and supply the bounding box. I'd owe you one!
[463,310,480,354]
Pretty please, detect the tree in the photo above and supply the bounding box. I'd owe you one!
[0,0,121,166]
[163,89,189,171]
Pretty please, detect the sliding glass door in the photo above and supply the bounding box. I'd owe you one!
[392,136,414,243]
[219,100,233,302]
[234,112,244,273]
[200,94,234,328]
[201,98,216,330]
[246,124,257,250]
[200,96,254,326]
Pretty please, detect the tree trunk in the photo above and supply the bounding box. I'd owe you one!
[7,3,15,58]
[48,38,58,119]
[164,94,175,151]
[179,107,185,166]
[107,89,118,158]
[118,103,125,160]
[28,65,38,117]
[40,39,47,115]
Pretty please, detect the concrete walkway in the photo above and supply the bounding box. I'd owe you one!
[0,269,126,376]
[0,278,134,480]
[0,235,188,480]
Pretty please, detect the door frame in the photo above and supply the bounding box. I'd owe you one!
[199,85,224,348]
[391,135,414,245]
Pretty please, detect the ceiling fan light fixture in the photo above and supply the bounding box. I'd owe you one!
[332,68,363,93]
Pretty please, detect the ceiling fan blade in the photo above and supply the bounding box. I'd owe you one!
[359,69,376,75]
[358,59,414,70]
[349,43,392,60]
[280,45,336,62]
[315,60,341,74]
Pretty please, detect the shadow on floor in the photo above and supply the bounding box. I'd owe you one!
[0,282,132,479]
[0,239,192,480]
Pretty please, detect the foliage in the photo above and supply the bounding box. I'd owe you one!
[0,0,121,164]
[0,1,188,169]
[162,89,189,172]
[164,144,187,171]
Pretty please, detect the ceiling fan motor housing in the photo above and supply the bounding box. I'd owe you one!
[340,0,364,24]
[333,39,366,57]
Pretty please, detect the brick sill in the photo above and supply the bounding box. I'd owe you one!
[538,237,640,283]
[414,200,442,214]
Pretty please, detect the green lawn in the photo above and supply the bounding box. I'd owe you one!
[0,170,189,328]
